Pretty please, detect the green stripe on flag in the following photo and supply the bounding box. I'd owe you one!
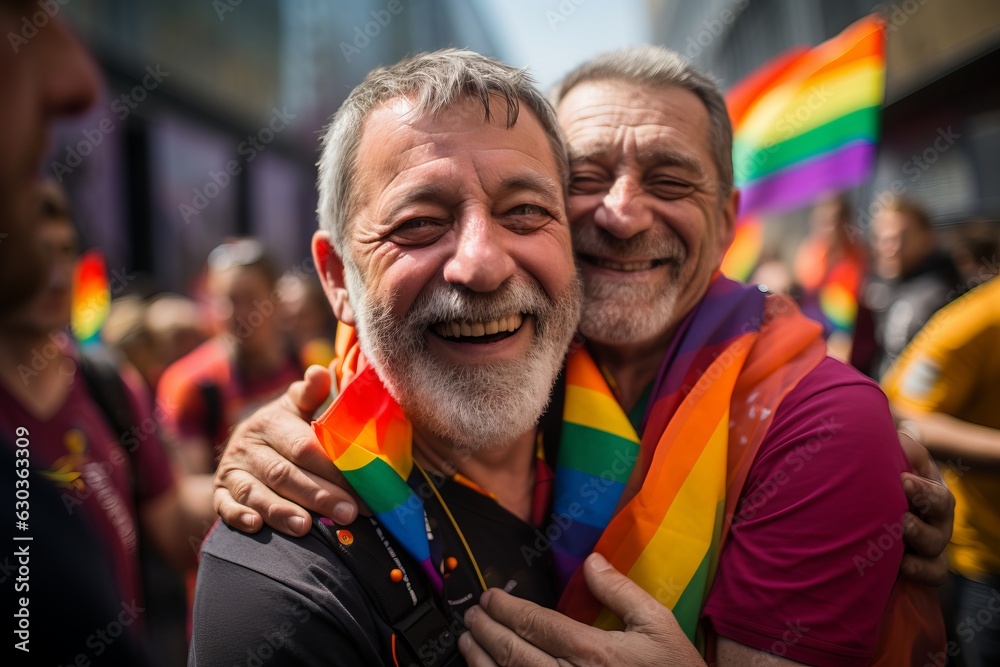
[343,456,414,517]
[671,499,726,641]
[734,106,879,185]
[560,422,639,483]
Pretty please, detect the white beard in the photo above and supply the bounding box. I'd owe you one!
[345,262,582,452]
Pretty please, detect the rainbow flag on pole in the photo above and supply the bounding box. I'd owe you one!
[721,16,885,280]
[731,15,885,214]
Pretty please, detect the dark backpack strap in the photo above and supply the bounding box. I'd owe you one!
[197,379,223,447]
[314,516,464,666]
[77,352,143,499]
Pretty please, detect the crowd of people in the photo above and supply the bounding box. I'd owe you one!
[2,5,998,667]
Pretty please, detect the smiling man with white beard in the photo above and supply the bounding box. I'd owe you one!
[190,50,589,666]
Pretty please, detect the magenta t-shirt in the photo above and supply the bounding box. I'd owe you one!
[0,365,175,609]
[701,357,909,665]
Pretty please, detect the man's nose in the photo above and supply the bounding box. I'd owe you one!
[442,212,516,292]
[593,175,654,239]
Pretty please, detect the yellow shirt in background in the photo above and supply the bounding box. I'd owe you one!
[882,277,1000,581]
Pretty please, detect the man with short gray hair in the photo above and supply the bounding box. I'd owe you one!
[191,49,592,666]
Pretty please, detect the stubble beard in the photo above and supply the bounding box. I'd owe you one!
[573,225,687,346]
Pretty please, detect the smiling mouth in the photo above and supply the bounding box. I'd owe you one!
[580,255,671,272]
[431,313,525,343]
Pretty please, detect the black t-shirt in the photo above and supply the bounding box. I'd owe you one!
[190,470,557,666]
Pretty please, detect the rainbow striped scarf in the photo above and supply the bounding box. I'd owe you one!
[314,277,826,642]
[553,277,825,644]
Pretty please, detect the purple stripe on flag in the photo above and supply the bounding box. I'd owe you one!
[739,140,875,216]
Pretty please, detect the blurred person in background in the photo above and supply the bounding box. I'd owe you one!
[948,221,1000,291]
[883,273,1000,667]
[146,293,209,374]
[103,295,163,391]
[793,193,867,362]
[853,194,962,379]
[0,180,213,665]
[749,255,797,296]
[104,294,209,395]
[276,270,338,370]
[157,238,302,474]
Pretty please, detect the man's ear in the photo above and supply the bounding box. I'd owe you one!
[312,230,355,326]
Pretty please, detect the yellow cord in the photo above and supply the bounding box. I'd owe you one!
[413,460,488,592]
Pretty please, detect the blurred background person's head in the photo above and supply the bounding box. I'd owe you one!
[809,193,857,249]
[948,221,1000,289]
[0,5,97,314]
[871,195,936,280]
[276,270,336,351]
[145,293,208,369]
[203,238,282,359]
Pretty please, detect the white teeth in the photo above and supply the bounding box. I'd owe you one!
[433,314,526,339]
[596,259,656,271]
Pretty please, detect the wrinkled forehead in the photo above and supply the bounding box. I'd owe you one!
[556,80,713,167]
[353,95,564,205]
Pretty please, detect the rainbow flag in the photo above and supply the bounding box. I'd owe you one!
[313,366,444,593]
[719,215,764,282]
[731,15,885,215]
[71,249,111,346]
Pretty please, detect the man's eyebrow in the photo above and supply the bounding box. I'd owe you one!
[496,175,563,205]
[636,148,703,174]
[385,184,451,217]
[568,145,704,176]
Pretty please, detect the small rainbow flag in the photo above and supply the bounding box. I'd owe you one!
[719,215,764,282]
[71,249,111,346]
[731,15,885,214]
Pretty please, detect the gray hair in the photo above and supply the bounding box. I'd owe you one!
[317,49,569,256]
[551,45,734,201]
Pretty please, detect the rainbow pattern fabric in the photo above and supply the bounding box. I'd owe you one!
[553,277,826,641]
[71,249,111,346]
[731,15,885,214]
[313,366,444,593]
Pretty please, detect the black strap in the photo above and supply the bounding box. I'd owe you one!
[197,379,223,446]
[314,516,464,666]
[77,353,142,498]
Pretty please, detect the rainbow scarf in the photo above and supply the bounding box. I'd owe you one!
[313,362,444,593]
[730,15,885,215]
[553,276,826,643]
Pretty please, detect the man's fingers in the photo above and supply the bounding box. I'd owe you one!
[214,468,313,536]
[286,365,332,418]
[582,553,668,631]
[902,507,951,558]
[464,603,557,667]
[458,631,501,667]
[902,472,955,524]
[476,588,593,658]
[213,485,263,534]
[898,432,942,483]
[901,552,949,587]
